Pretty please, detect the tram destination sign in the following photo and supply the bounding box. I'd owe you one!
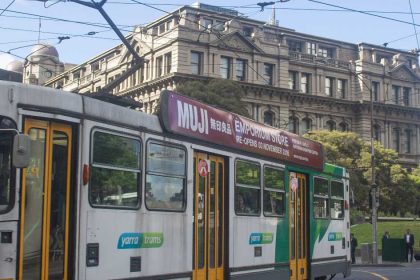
[159,91,324,171]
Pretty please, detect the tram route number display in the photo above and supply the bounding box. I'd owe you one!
[159,90,324,171]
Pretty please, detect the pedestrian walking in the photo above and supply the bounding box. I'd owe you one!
[350,233,358,264]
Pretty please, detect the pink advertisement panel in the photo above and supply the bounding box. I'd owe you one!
[159,91,324,171]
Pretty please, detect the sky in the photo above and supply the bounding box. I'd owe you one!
[1,0,420,68]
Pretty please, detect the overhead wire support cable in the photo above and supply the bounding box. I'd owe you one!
[308,0,420,28]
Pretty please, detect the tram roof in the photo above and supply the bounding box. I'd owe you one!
[0,81,162,133]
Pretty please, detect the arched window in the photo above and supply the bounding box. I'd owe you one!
[300,118,312,135]
[289,116,299,134]
[326,120,336,131]
[339,122,348,132]
[264,111,275,126]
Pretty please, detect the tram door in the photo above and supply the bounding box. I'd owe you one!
[19,119,73,280]
[193,152,225,280]
[289,172,308,280]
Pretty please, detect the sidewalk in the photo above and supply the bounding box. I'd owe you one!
[353,256,420,268]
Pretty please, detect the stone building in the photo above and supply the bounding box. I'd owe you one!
[44,3,420,167]
[22,43,67,85]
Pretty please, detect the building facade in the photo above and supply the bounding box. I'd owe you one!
[44,3,420,167]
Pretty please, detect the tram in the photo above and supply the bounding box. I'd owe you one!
[0,81,350,280]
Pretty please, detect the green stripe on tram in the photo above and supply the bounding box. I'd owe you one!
[323,163,344,177]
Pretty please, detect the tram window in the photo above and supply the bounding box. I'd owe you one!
[263,166,285,216]
[235,160,260,215]
[90,131,141,208]
[330,180,344,219]
[0,117,16,213]
[313,177,329,219]
[145,142,186,211]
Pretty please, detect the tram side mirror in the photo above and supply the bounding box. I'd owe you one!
[13,134,31,168]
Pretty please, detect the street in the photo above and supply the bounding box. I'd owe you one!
[336,266,420,280]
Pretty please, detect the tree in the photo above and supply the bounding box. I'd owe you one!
[305,130,420,216]
[175,79,250,117]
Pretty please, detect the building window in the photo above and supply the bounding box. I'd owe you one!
[145,61,150,80]
[73,71,80,80]
[220,56,231,79]
[307,42,316,55]
[166,20,173,30]
[146,141,186,211]
[392,128,400,153]
[288,40,303,52]
[339,122,348,132]
[373,125,381,142]
[289,71,297,90]
[235,160,260,216]
[337,79,346,99]
[164,52,172,74]
[201,18,213,29]
[300,118,312,135]
[159,23,166,34]
[314,177,329,219]
[263,167,285,217]
[376,54,391,64]
[213,20,225,31]
[156,56,163,77]
[191,51,202,75]
[288,116,299,134]
[405,129,412,154]
[301,73,310,93]
[264,111,274,126]
[372,81,379,101]
[242,26,253,37]
[92,61,100,72]
[318,46,333,58]
[325,77,334,96]
[263,63,274,86]
[236,59,246,81]
[392,85,400,104]
[326,120,336,131]
[403,87,410,106]
[90,131,141,209]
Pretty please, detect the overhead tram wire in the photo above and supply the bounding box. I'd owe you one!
[307,0,420,28]
[408,0,420,51]
[0,25,119,41]
[0,0,15,17]
[384,33,418,46]
[0,8,134,31]
[221,6,420,15]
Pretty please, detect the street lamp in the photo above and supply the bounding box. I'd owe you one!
[354,71,378,264]
[369,80,378,264]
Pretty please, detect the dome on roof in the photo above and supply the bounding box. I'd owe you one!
[28,43,59,59]
[6,60,23,73]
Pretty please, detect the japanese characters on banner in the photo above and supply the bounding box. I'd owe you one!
[159,91,324,171]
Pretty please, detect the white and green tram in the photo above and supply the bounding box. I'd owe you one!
[0,81,350,280]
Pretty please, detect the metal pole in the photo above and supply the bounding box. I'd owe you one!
[370,83,378,264]
[69,0,143,64]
